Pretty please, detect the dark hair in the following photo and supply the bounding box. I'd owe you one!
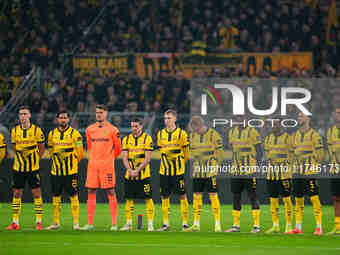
[56,110,69,118]
[165,109,177,117]
[19,105,31,113]
[96,104,108,111]
[131,118,143,125]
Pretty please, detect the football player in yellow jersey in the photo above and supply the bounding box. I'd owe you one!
[184,116,223,232]
[0,132,6,164]
[157,109,190,231]
[264,118,293,234]
[7,106,45,231]
[46,110,84,230]
[326,106,340,235]
[120,118,155,231]
[225,117,262,233]
[287,112,325,235]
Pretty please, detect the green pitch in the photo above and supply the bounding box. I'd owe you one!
[0,203,339,255]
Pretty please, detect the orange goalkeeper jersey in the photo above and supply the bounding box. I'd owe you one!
[86,122,122,171]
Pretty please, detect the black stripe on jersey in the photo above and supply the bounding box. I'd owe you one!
[23,155,27,172]
[134,136,138,146]
[60,131,64,140]
[143,133,147,144]
[161,154,167,175]
[274,135,278,145]
[0,145,6,148]
[34,126,37,136]
[23,130,27,138]
[171,159,176,175]
[55,155,63,175]
[70,154,73,172]
[65,156,69,175]
[28,153,32,170]
[177,156,182,173]
[200,134,203,143]
[16,152,23,172]
[33,151,37,166]
[167,131,172,142]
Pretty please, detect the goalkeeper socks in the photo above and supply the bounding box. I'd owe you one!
[210,193,221,224]
[12,197,21,224]
[270,197,279,226]
[232,210,241,227]
[125,199,134,224]
[145,198,154,222]
[283,196,293,226]
[52,196,61,225]
[108,193,118,226]
[335,217,340,231]
[180,197,189,226]
[70,195,79,225]
[252,209,260,227]
[310,195,322,227]
[193,193,202,225]
[34,197,43,223]
[295,197,304,229]
[162,197,170,226]
[87,192,96,225]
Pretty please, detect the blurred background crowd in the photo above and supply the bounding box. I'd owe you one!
[0,0,339,144]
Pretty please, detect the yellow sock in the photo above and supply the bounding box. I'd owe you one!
[125,199,134,223]
[145,198,154,222]
[34,197,43,223]
[282,196,293,226]
[252,209,260,227]
[162,197,170,225]
[232,210,241,227]
[193,193,202,224]
[335,217,340,231]
[70,195,79,225]
[180,197,189,225]
[295,197,304,225]
[210,194,221,223]
[310,195,322,226]
[270,197,279,225]
[12,197,21,224]
[52,196,61,225]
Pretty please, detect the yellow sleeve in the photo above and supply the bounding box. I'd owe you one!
[313,131,325,163]
[232,27,239,36]
[122,136,128,151]
[0,133,6,164]
[36,127,45,143]
[214,130,223,164]
[250,128,261,145]
[47,131,54,157]
[145,135,153,151]
[181,130,189,161]
[74,130,84,162]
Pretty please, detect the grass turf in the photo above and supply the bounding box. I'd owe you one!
[0,203,339,255]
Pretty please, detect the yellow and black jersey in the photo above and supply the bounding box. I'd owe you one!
[292,128,325,175]
[0,132,6,164]
[190,128,223,178]
[48,126,84,176]
[12,124,45,172]
[157,127,189,176]
[327,125,340,174]
[122,132,153,180]
[229,126,261,175]
[264,132,293,180]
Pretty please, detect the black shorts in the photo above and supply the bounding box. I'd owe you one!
[293,178,319,197]
[331,178,340,196]
[160,174,185,197]
[231,178,257,194]
[266,179,292,198]
[12,170,41,189]
[193,177,218,193]
[51,174,78,197]
[124,178,152,199]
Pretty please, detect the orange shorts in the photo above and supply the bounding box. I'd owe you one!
[86,167,116,189]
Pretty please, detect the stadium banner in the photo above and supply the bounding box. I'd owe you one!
[135,52,313,79]
[72,52,312,79]
[72,53,133,75]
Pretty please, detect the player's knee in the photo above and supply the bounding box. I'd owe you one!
[32,188,41,198]
[179,194,187,201]
[334,196,340,203]
[107,189,115,196]
[88,188,96,195]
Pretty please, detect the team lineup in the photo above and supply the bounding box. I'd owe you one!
[2,104,340,235]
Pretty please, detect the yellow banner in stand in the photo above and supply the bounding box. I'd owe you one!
[72,52,312,79]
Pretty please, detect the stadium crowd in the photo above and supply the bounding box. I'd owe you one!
[0,0,339,137]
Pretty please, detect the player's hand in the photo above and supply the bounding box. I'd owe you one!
[131,170,138,178]
[128,169,134,177]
